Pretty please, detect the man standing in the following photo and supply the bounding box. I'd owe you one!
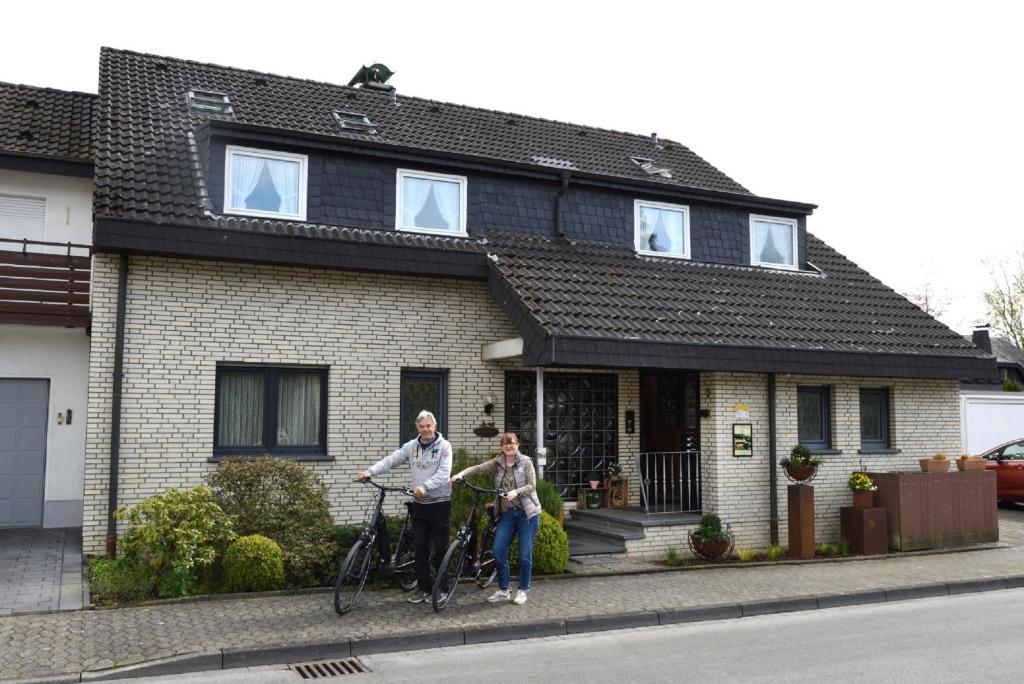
[356,410,452,603]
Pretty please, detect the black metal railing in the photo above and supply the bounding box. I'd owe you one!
[637,450,702,514]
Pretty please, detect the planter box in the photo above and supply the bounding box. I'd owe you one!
[868,471,998,551]
[840,506,888,556]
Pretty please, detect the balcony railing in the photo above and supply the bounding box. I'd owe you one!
[637,450,702,514]
[0,237,91,328]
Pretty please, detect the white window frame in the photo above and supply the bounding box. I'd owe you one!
[395,169,468,236]
[749,214,799,270]
[224,145,308,221]
[634,199,690,259]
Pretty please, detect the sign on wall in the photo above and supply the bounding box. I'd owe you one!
[733,423,753,457]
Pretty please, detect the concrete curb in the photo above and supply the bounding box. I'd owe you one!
[23,574,1024,683]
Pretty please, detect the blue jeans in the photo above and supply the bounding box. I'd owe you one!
[492,508,539,591]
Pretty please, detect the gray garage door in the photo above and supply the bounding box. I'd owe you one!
[0,379,48,527]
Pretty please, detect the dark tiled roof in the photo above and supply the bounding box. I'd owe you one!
[93,48,751,227]
[0,82,95,160]
[486,230,989,360]
[990,337,1024,369]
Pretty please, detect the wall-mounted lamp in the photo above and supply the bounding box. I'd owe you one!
[483,395,495,415]
[57,412,64,425]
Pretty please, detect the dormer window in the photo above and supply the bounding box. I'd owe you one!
[634,200,690,259]
[750,215,798,270]
[396,169,467,236]
[187,90,233,116]
[224,146,307,221]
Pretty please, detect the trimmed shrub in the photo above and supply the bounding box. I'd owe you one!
[207,458,336,587]
[511,511,569,575]
[116,486,235,598]
[535,477,563,522]
[88,557,155,605]
[223,534,286,592]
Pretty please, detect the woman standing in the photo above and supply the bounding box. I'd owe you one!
[451,432,541,605]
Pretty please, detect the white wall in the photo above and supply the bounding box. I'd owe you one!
[961,391,1024,453]
[0,325,89,526]
[1,168,93,527]
[0,169,93,247]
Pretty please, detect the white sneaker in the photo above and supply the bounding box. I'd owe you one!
[513,590,528,605]
[407,591,431,604]
[487,588,511,603]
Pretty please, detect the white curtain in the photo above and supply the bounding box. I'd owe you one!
[277,373,321,446]
[755,220,793,265]
[218,371,264,446]
[640,207,682,253]
[265,159,300,215]
[230,155,265,210]
[431,180,460,231]
[402,177,432,227]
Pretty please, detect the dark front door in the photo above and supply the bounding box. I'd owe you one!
[639,371,700,512]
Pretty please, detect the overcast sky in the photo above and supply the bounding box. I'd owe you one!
[4,1,1021,334]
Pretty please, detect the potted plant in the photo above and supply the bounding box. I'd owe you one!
[587,471,602,490]
[605,461,623,486]
[688,513,734,560]
[956,454,988,471]
[585,489,602,508]
[780,444,823,483]
[847,471,876,508]
[919,453,951,473]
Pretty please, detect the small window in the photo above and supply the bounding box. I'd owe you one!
[214,366,327,458]
[635,200,690,258]
[400,369,448,444]
[332,110,377,134]
[750,215,798,269]
[396,170,467,235]
[187,90,234,116]
[797,386,830,450]
[0,194,46,246]
[859,388,890,450]
[224,146,308,220]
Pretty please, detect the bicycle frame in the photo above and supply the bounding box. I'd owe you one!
[432,479,504,611]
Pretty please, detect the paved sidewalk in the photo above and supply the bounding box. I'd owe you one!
[0,528,83,616]
[2,508,1024,682]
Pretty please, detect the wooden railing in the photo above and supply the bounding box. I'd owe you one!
[0,238,91,328]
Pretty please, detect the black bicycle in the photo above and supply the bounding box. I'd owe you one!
[334,478,417,616]
[432,479,504,612]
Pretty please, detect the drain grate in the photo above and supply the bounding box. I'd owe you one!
[290,658,369,678]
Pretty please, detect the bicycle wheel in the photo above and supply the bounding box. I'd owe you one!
[475,525,497,589]
[334,538,373,616]
[394,526,418,592]
[432,537,467,612]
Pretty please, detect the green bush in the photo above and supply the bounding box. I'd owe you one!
[692,513,731,542]
[88,557,155,605]
[223,535,286,593]
[116,486,235,598]
[1004,378,1023,392]
[511,511,569,575]
[207,458,336,587]
[535,477,563,521]
[450,448,499,540]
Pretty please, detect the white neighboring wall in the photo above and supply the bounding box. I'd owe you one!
[0,169,92,527]
[961,391,1024,454]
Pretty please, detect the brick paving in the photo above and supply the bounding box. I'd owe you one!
[0,528,82,617]
[1,508,1023,681]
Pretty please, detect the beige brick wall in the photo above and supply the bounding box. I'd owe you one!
[83,254,639,555]
[700,371,961,550]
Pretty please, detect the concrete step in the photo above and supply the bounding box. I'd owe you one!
[564,517,645,541]
[567,528,627,557]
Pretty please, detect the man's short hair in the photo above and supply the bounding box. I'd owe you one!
[416,410,437,425]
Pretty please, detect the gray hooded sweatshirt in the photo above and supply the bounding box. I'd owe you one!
[367,433,452,504]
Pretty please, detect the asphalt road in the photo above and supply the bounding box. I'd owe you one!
[131,587,1024,683]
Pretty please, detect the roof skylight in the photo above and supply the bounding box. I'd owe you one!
[531,155,577,170]
[630,156,672,179]
[333,110,377,134]
[187,90,233,116]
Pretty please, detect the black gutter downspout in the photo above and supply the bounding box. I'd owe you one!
[106,253,128,558]
[554,172,570,238]
[768,373,779,545]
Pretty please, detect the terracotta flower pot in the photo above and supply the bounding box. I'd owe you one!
[783,463,817,482]
[689,533,731,560]
[956,458,987,471]
[919,458,951,473]
[851,490,873,508]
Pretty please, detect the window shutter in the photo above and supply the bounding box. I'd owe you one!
[0,195,46,243]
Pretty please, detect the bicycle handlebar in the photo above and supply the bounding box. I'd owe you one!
[356,477,414,496]
[453,478,506,497]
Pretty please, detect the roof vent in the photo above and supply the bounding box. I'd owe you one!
[347,63,395,89]
[23,99,39,109]
[187,90,234,116]
[630,156,672,179]
[253,77,269,87]
[531,155,576,170]
[333,110,377,134]
[651,132,663,150]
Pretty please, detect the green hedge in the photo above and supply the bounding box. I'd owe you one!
[223,534,286,593]
[87,557,155,605]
